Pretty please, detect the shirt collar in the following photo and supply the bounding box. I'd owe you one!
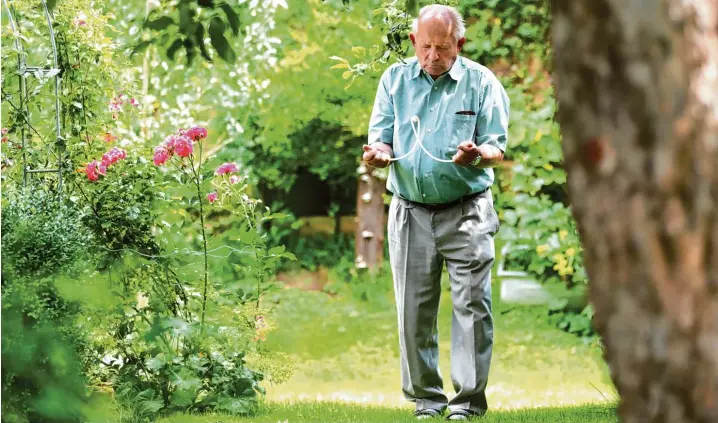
[411,56,466,82]
[448,56,466,81]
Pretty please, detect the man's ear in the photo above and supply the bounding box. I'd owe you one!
[457,37,466,51]
[409,33,417,48]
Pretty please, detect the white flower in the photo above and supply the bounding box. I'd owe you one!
[136,291,149,309]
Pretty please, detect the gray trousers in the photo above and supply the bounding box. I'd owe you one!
[387,190,498,415]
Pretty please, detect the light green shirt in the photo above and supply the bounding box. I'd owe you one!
[368,56,510,204]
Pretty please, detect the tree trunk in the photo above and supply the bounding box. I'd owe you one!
[355,164,385,273]
[551,1,718,422]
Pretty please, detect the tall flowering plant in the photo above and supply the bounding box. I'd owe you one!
[152,126,212,330]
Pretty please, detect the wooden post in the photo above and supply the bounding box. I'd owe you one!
[355,164,385,273]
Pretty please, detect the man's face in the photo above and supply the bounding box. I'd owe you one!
[410,16,466,78]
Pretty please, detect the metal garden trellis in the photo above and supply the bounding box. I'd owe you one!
[2,0,64,192]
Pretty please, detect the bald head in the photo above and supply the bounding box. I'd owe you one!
[409,4,466,79]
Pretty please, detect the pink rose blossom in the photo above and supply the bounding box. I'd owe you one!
[207,192,218,204]
[102,147,126,166]
[215,162,239,176]
[173,136,193,158]
[129,98,139,107]
[153,146,170,166]
[86,160,101,181]
[185,127,208,142]
[229,175,240,185]
[163,134,180,153]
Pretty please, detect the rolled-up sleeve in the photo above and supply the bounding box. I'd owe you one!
[368,71,394,146]
[475,74,510,152]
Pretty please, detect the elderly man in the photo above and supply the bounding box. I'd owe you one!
[362,4,509,421]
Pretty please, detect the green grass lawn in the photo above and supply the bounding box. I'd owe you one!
[254,272,615,410]
[160,402,618,423]
[164,244,616,422]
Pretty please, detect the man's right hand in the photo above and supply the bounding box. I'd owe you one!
[362,144,393,168]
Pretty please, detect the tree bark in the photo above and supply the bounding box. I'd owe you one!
[551,1,718,422]
[355,165,385,273]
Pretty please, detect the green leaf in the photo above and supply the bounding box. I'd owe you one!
[237,229,258,245]
[170,388,196,408]
[178,1,193,33]
[144,16,175,31]
[548,297,568,311]
[219,3,241,36]
[139,399,164,416]
[131,40,153,57]
[267,245,285,255]
[208,17,236,63]
[329,55,349,64]
[351,46,366,57]
[167,38,184,60]
[146,353,167,371]
[46,0,57,11]
[217,395,252,415]
[164,317,195,337]
[171,369,201,391]
[184,38,196,66]
[195,24,212,62]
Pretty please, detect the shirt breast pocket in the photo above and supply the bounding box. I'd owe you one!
[444,114,476,157]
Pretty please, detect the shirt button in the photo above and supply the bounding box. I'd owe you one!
[427,128,432,133]
[423,194,426,198]
[433,86,438,90]
[424,173,429,178]
[430,107,435,112]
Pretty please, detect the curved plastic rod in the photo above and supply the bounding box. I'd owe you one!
[41,0,63,192]
[379,116,455,164]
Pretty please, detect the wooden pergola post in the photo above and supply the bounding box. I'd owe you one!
[355,164,386,273]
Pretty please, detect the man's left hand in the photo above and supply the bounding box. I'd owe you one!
[452,142,503,167]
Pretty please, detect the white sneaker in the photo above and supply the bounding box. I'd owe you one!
[414,409,442,420]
